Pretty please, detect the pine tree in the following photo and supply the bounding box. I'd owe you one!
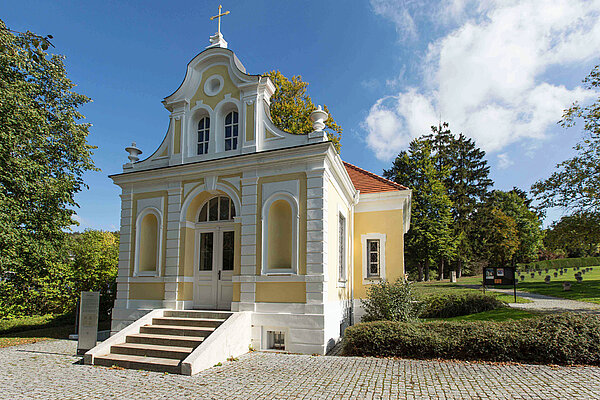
[384,138,454,281]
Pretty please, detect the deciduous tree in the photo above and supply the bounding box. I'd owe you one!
[264,70,342,152]
[0,21,96,317]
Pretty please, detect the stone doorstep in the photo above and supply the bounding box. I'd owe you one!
[139,324,216,337]
[110,342,195,360]
[151,316,227,328]
[94,353,182,374]
[126,333,206,348]
[164,310,233,319]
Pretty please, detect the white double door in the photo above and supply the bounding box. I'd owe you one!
[193,225,234,310]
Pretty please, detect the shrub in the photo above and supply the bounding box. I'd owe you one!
[421,293,506,319]
[342,313,600,365]
[361,279,422,322]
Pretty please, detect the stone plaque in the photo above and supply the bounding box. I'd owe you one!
[77,291,100,355]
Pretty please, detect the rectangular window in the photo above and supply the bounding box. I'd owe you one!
[267,331,285,350]
[338,213,346,282]
[367,239,380,278]
[199,232,213,271]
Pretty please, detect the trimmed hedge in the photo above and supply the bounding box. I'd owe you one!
[421,293,505,319]
[342,313,600,365]
[519,257,600,270]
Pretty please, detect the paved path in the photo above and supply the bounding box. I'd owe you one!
[460,284,600,314]
[2,340,600,399]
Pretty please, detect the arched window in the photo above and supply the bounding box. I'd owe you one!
[267,200,292,270]
[224,111,238,151]
[198,195,236,222]
[197,117,210,155]
[136,209,161,276]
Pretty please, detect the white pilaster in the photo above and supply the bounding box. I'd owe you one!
[163,183,182,309]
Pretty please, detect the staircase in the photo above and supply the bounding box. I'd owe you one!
[94,310,232,374]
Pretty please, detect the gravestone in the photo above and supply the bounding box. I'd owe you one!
[563,282,571,291]
[538,271,542,276]
[450,270,457,283]
[545,268,549,273]
[544,275,551,284]
[576,275,583,283]
[77,291,100,355]
[559,270,563,275]
[531,273,535,278]
[520,275,525,281]
[553,272,558,277]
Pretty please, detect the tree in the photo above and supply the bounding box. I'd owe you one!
[472,206,520,267]
[544,212,600,258]
[0,21,96,317]
[70,231,119,317]
[426,123,493,277]
[384,138,454,281]
[532,65,600,212]
[474,190,543,265]
[264,70,342,152]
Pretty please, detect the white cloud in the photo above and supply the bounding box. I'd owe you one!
[365,0,600,160]
[497,153,514,169]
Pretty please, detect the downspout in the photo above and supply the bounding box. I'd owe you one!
[349,191,360,326]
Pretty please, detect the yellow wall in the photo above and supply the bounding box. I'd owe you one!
[139,213,158,272]
[177,282,193,301]
[267,200,292,269]
[255,282,306,303]
[129,283,165,300]
[232,282,240,302]
[173,119,181,154]
[189,65,241,111]
[353,209,405,299]
[327,181,351,302]
[245,102,254,142]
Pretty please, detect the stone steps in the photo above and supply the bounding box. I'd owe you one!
[94,353,182,374]
[93,310,231,374]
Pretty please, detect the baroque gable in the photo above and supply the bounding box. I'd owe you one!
[123,47,326,173]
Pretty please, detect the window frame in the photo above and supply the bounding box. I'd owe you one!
[196,195,237,223]
[197,116,210,155]
[361,233,386,283]
[338,212,347,284]
[224,110,239,151]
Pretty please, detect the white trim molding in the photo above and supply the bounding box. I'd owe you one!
[361,233,386,284]
[134,206,163,277]
[261,192,299,275]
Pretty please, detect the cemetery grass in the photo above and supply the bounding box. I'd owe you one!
[460,267,600,304]
[434,308,537,321]
[412,281,532,304]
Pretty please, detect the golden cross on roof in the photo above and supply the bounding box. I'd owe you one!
[210,5,230,36]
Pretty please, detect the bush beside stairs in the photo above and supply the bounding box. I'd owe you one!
[89,310,234,374]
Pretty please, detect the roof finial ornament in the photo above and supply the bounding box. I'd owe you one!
[207,5,230,49]
[125,142,142,163]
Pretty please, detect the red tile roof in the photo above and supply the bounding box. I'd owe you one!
[343,161,408,194]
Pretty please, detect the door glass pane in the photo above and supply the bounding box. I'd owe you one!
[222,231,234,271]
[199,232,213,271]
[198,203,207,222]
[209,197,219,221]
[219,196,230,220]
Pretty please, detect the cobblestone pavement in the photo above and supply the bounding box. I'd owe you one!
[2,340,600,399]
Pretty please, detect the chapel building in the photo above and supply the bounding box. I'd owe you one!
[108,31,412,356]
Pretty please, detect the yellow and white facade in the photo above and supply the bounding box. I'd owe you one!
[110,42,411,354]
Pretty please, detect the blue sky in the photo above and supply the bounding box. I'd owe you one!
[3,0,599,231]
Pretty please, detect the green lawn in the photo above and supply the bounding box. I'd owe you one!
[426,308,536,322]
[513,266,600,304]
[412,281,532,303]
[0,314,110,348]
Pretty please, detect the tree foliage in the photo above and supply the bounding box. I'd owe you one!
[544,212,600,258]
[0,21,97,317]
[384,138,454,280]
[532,65,600,212]
[264,70,342,152]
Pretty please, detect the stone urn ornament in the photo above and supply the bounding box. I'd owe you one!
[563,282,572,291]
